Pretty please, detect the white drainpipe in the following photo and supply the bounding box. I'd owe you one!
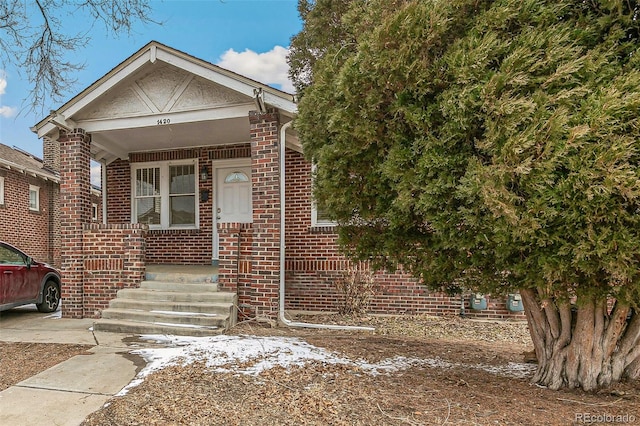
[278,121,374,332]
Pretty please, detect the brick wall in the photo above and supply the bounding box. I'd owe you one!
[217,222,253,319]
[98,116,523,320]
[0,168,56,265]
[82,223,146,318]
[249,110,281,318]
[283,149,525,320]
[106,146,251,264]
[59,129,92,318]
[43,136,60,172]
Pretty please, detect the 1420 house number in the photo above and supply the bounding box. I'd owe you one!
[157,118,170,125]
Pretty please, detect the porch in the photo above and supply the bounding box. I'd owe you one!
[32,42,298,324]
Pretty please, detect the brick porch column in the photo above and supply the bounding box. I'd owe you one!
[58,129,91,318]
[249,110,281,318]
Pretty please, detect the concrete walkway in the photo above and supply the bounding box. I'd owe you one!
[0,305,148,425]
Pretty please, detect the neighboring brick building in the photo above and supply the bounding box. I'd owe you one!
[32,41,524,320]
[0,143,58,264]
[0,143,102,268]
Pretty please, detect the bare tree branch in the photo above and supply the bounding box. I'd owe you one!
[0,0,159,114]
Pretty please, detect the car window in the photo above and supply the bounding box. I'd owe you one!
[0,246,27,265]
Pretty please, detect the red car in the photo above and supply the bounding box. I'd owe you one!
[0,241,61,313]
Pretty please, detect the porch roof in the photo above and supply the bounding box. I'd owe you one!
[32,41,300,164]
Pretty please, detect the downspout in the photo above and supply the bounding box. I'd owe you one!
[278,121,374,332]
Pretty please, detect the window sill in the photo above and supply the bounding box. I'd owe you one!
[309,225,338,234]
[148,227,200,234]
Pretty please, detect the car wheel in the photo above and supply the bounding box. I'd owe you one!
[36,281,61,313]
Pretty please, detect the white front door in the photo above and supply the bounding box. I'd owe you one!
[212,163,252,262]
[216,166,252,223]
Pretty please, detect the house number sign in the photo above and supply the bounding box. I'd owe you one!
[157,118,170,125]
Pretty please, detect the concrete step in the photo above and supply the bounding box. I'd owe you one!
[108,299,235,316]
[140,280,220,292]
[100,308,229,327]
[115,288,236,303]
[93,318,225,337]
[145,265,218,284]
[95,264,234,337]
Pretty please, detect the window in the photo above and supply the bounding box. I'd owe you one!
[29,185,40,211]
[310,164,336,227]
[134,166,161,225]
[92,203,98,221]
[224,171,249,183]
[132,160,198,229]
[0,176,4,205]
[0,245,26,265]
[311,201,336,227]
[169,164,196,225]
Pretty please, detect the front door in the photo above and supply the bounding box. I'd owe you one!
[216,166,252,223]
[212,162,252,261]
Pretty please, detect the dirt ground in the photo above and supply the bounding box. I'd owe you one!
[0,342,91,391]
[2,314,639,425]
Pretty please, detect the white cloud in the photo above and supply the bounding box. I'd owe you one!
[216,46,295,93]
[0,71,17,118]
[91,162,102,188]
[0,105,17,118]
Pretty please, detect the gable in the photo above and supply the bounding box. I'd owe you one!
[75,63,250,121]
[33,41,299,163]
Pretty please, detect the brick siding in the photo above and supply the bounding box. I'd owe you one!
[283,149,525,320]
[59,129,92,318]
[0,168,56,264]
[248,110,281,318]
[96,112,523,320]
[82,223,146,318]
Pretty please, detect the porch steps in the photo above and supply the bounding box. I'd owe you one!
[93,265,236,337]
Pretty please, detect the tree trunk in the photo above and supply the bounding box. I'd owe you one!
[520,288,640,391]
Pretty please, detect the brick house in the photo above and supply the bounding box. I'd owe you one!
[32,41,523,322]
[0,143,102,268]
[0,143,59,264]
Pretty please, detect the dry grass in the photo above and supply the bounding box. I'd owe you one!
[1,314,638,425]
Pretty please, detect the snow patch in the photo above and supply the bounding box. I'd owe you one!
[116,335,536,396]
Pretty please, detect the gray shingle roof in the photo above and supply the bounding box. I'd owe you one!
[0,143,58,181]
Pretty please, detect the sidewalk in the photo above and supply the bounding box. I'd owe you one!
[0,305,145,425]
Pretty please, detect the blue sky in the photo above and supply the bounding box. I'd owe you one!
[0,0,302,158]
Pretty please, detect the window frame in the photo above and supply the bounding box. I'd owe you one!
[28,184,40,212]
[0,176,4,206]
[131,159,199,230]
[310,164,337,227]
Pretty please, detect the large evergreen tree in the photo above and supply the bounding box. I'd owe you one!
[291,0,640,391]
